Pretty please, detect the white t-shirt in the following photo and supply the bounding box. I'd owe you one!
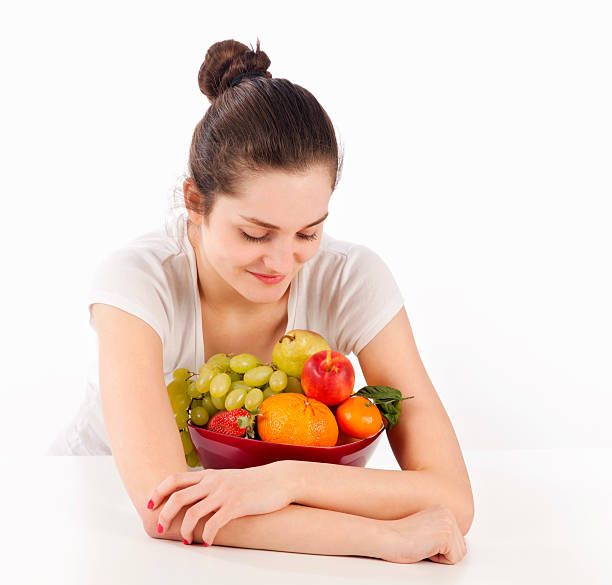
[46,214,405,456]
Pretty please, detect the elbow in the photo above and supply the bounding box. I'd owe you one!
[434,471,475,536]
[141,507,160,539]
[459,491,475,536]
[143,517,165,540]
[460,510,474,536]
[143,516,156,539]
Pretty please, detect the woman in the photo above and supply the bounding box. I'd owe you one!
[48,38,473,564]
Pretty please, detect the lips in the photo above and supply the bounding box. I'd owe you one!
[248,271,285,284]
[249,271,285,278]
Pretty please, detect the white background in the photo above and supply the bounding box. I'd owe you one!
[1,0,610,457]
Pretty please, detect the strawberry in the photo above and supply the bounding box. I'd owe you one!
[205,408,259,439]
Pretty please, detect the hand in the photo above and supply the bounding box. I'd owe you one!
[147,461,294,546]
[379,505,468,565]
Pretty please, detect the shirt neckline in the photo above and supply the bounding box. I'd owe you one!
[179,216,298,368]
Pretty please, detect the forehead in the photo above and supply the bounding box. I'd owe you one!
[239,166,332,198]
[219,167,332,222]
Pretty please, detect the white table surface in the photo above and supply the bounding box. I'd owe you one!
[3,448,610,584]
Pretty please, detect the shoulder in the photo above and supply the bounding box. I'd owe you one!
[88,223,192,342]
[312,232,396,285]
[92,225,186,289]
[310,232,371,268]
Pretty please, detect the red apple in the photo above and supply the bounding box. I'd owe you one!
[301,350,355,406]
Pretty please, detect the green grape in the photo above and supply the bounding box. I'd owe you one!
[187,380,202,399]
[180,429,194,454]
[198,363,213,376]
[190,406,209,427]
[230,381,252,393]
[186,450,201,468]
[175,410,189,430]
[167,379,188,397]
[225,388,248,410]
[263,382,282,395]
[206,353,231,372]
[229,353,261,374]
[200,394,218,416]
[209,373,231,398]
[196,365,217,393]
[269,369,288,392]
[243,365,274,387]
[244,388,264,412]
[170,392,191,414]
[173,367,192,381]
[211,395,226,410]
[286,376,304,394]
[228,370,242,382]
[262,387,276,400]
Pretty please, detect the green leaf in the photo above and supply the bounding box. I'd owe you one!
[352,385,414,431]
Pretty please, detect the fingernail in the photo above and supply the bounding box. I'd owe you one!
[203,541,209,547]
[157,523,163,534]
[183,538,190,545]
[147,499,154,509]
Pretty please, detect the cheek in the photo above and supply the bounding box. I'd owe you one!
[229,243,264,269]
[299,242,321,262]
[209,235,250,268]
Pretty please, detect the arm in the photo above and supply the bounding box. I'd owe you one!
[92,303,189,532]
[287,307,475,535]
[146,497,388,558]
[286,461,473,535]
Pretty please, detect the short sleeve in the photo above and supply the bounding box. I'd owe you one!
[87,248,170,344]
[331,244,404,356]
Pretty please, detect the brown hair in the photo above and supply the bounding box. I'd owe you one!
[166,38,344,247]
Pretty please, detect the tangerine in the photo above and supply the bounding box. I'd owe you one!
[257,392,339,447]
[335,395,383,439]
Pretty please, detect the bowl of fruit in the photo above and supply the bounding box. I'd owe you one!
[166,329,413,469]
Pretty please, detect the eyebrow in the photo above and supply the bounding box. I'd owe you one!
[239,212,329,231]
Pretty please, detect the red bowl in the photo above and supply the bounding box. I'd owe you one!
[187,421,386,469]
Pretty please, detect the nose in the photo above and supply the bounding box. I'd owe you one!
[262,238,299,274]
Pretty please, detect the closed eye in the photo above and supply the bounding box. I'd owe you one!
[240,231,319,243]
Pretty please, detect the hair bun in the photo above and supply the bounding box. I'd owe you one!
[198,38,272,102]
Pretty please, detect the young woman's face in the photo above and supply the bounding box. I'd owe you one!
[189,165,333,304]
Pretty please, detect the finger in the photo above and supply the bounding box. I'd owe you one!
[158,481,213,537]
[446,533,462,564]
[148,469,206,510]
[427,553,452,564]
[200,501,238,547]
[179,492,224,544]
[434,529,464,565]
[452,524,466,562]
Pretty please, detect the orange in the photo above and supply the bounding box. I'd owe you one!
[257,392,339,447]
[335,395,383,439]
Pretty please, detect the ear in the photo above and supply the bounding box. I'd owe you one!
[183,179,203,226]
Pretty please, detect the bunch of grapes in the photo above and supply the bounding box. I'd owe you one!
[166,352,304,467]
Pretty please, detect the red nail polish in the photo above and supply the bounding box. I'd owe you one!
[157,523,163,534]
[147,499,154,509]
[203,541,209,547]
[183,538,189,545]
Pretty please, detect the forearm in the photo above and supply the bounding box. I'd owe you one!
[287,461,474,534]
[147,500,388,558]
